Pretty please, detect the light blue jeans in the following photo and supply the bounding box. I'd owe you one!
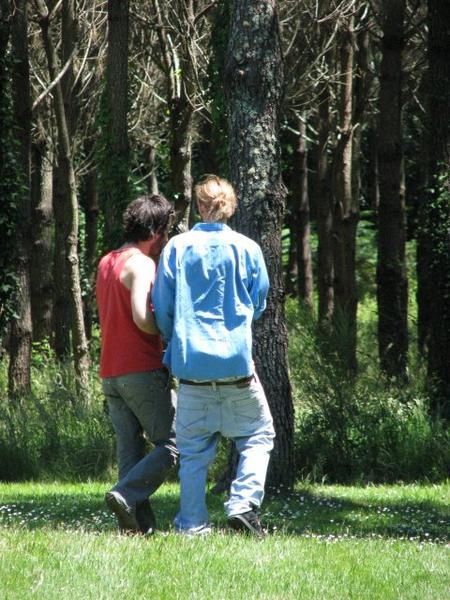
[174,375,275,532]
[103,369,178,506]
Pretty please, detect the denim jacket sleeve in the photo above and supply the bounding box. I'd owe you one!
[152,241,176,341]
[248,244,269,321]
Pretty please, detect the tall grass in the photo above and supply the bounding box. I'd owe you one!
[287,299,450,483]
[0,343,114,481]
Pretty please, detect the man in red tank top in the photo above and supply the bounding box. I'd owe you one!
[96,194,177,535]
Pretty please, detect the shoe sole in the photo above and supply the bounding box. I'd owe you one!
[105,491,140,532]
[228,514,264,537]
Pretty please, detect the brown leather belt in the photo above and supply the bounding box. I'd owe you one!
[179,375,254,387]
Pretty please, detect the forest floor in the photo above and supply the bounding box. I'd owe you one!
[0,481,449,599]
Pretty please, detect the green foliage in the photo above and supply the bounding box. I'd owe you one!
[0,351,114,481]
[286,299,450,483]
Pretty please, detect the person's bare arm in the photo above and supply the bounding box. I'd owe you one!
[121,253,158,334]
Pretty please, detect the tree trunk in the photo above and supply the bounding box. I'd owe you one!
[8,0,32,398]
[80,161,99,340]
[30,133,53,341]
[225,0,295,489]
[146,143,159,195]
[420,0,450,417]
[367,125,379,211]
[316,30,334,328]
[169,0,196,228]
[376,0,408,379]
[352,26,370,207]
[292,115,313,308]
[102,0,129,249]
[332,18,358,373]
[0,0,16,341]
[34,0,90,398]
[169,94,193,227]
[52,0,78,358]
[52,165,71,358]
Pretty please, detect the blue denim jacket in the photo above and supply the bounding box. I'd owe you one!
[152,222,269,380]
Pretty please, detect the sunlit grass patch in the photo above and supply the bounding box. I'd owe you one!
[0,482,449,599]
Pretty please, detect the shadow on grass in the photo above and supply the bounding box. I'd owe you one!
[0,485,448,543]
[262,488,450,543]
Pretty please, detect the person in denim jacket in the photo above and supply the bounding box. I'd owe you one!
[153,175,275,536]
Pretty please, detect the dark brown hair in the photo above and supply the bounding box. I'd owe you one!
[123,194,174,242]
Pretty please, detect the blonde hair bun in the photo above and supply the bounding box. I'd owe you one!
[195,174,237,222]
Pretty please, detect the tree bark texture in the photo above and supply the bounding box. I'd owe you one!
[103,0,129,249]
[376,0,408,378]
[34,0,90,398]
[8,0,32,397]
[31,135,53,341]
[225,0,295,489]
[332,18,358,372]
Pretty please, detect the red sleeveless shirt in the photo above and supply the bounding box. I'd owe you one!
[96,247,163,378]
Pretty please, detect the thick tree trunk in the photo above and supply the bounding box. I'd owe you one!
[225,0,295,489]
[103,0,129,249]
[420,0,450,417]
[332,18,358,373]
[8,0,32,397]
[376,0,408,379]
[34,0,90,398]
[30,135,53,341]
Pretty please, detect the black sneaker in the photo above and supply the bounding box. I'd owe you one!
[228,510,265,537]
[136,499,156,536]
[105,490,140,534]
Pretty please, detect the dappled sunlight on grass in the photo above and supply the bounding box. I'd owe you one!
[1,482,448,546]
[263,484,450,545]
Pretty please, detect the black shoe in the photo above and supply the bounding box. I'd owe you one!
[105,490,140,534]
[228,510,265,537]
[136,499,156,536]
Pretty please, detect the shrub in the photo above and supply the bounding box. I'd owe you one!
[286,299,450,483]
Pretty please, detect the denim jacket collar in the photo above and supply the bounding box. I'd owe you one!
[192,222,231,232]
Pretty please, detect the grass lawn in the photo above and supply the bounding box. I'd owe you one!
[0,481,449,599]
